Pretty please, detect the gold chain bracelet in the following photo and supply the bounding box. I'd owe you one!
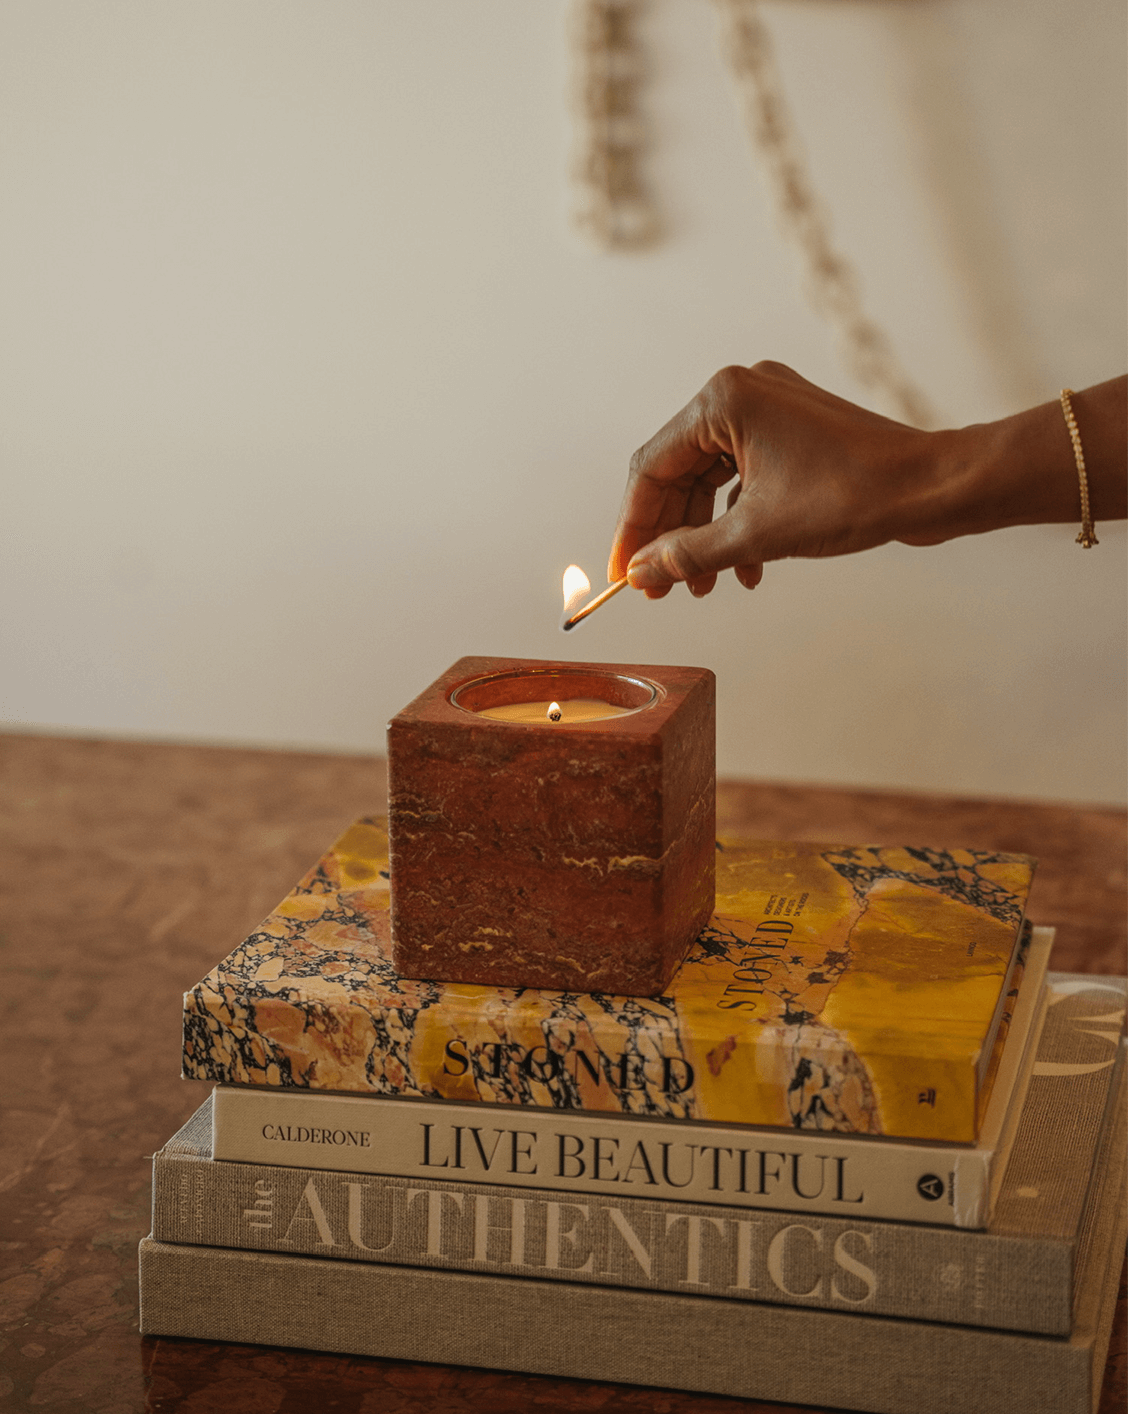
[1060,389,1098,548]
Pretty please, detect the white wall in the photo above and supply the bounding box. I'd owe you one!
[2,0,1124,803]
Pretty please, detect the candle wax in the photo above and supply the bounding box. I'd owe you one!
[477,698,630,724]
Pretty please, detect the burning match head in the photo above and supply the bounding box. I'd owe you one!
[560,567,630,631]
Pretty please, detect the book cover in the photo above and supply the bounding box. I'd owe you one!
[155,974,1126,1332]
[138,1082,1127,1414]
[183,818,1035,1141]
[207,929,1050,1228]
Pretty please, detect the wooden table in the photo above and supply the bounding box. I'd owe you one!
[1,734,1124,1414]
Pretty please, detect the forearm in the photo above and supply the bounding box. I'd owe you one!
[919,377,1127,543]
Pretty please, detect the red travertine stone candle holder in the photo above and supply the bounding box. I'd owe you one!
[387,655,715,997]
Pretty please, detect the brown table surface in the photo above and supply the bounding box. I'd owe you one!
[1,733,1124,1414]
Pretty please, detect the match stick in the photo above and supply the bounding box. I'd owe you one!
[561,576,630,631]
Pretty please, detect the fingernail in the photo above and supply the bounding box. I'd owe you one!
[627,561,665,590]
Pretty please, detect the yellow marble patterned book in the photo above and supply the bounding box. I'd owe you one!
[182,818,1035,1142]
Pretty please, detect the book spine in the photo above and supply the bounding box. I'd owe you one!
[210,1082,983,1226]
[182,974,985,1138]
[136,1234,1113,1414]
[152,1128,1072,1332]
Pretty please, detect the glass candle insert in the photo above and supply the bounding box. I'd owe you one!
[450,668,660,726]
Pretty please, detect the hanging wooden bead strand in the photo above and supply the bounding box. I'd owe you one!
[713,0,936,428]
[570,0,661,250]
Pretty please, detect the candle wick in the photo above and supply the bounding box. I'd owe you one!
[548,703,562,722]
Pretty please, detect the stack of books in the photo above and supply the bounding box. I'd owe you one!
[140,819,1127,1414]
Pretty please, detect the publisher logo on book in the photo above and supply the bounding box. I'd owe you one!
[916,1173,945,1202]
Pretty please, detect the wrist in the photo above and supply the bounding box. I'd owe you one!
[884,427,987,547]
[910,400,1080,543]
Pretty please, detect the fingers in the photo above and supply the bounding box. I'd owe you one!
[734,562,763,590]
[609,453,719,582]
[631,554,761,599]
[682,473,722,597]
[616,463,728,596]
[626,503,755,590]
[608,398,738,583]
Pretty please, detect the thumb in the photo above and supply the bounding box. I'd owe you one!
[626,510,754,589]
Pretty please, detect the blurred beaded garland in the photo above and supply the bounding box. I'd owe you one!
[569,0,935,428]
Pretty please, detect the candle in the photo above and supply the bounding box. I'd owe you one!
[477,697,630,724]
[449,666,659,723]
[388,655,716,998]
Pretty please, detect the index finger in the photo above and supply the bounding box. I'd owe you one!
[608,406,735,582]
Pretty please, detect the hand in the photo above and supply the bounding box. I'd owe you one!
[608,361,946,599]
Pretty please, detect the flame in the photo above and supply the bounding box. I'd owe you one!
[547,701,562,722]
[562,564,590,616]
